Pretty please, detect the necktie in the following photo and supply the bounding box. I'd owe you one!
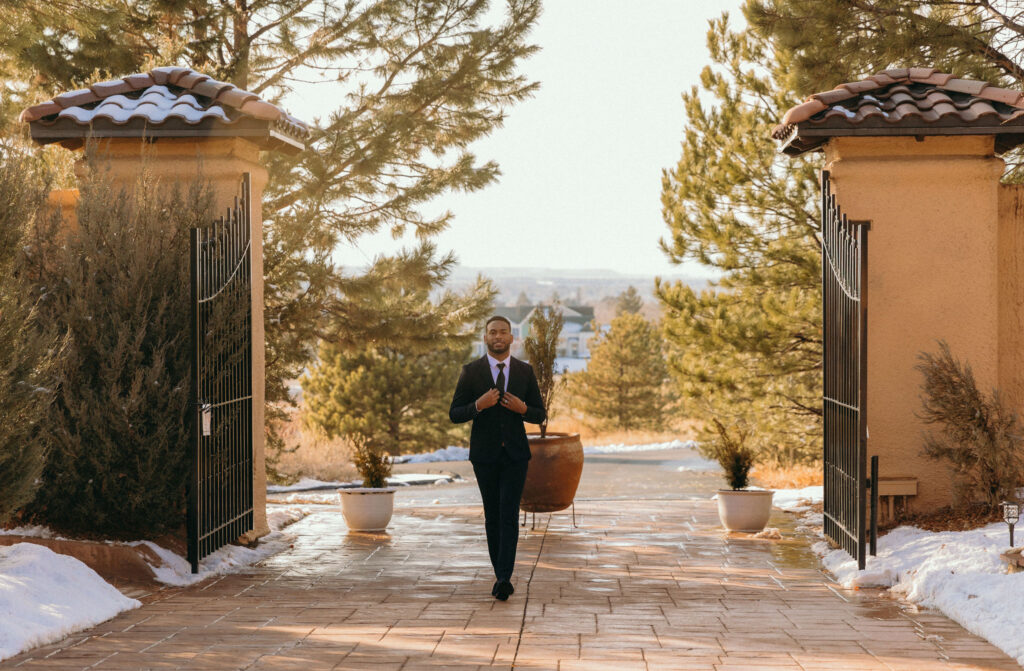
[496,363,506,399]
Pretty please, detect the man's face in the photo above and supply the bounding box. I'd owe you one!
[484,320,513,357]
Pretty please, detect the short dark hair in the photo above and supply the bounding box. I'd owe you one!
[485,315,511,330]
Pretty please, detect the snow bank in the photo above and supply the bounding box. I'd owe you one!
[398,446,469,463]
[396,439,700,464]
[816,522,1024,665]
[267,477,341,493]
[0,544,140,661]
[132,504,312,587]
[772,485,823,512]
[583,439,697,455]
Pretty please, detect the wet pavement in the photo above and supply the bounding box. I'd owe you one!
[3,450,1021,670]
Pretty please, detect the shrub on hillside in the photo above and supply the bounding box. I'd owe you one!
[0,149,61,527]
[23,158,213,538]
[916,341,1024,508]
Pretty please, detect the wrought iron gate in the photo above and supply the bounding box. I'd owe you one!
[188,174,254,573]
[821,170,876,570]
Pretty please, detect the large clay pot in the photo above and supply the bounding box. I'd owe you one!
[338,487,396,531]
[520,433,584,513]
[716,489,774,532]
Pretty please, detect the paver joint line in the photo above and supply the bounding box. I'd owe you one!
[510,515,549,670]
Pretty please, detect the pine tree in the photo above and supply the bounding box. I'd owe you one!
[0,148,60,526]
[615,286,644,316]
[302,267,494,463]
[659,17,822,465]
[568,313,669,432]
[22,158,213,538]
[0,1,541,465]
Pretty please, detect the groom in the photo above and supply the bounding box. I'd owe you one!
[449,315,546,600]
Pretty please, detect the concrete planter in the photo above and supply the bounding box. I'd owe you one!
[521,433,584,513]
[338,487,397,531]
[716,489,774,532]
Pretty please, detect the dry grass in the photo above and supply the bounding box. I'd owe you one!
[548,393,698,445]
[271,408,358,483]
[750,463,822,489]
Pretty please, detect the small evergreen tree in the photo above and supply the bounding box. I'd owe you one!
[615,286,644,316]
[303,343,474,461]
[568,313,670,432]
[302,267,494,472]
[523,305,564,438]
[24,158,213,538]
[0,148,60,526]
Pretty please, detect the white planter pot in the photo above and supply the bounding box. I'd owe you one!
[716,489,774,532]
[338,487,396,531]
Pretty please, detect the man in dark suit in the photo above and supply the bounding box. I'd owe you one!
[449,315,546,601]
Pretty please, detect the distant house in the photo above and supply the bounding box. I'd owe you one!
[474,305,600,371]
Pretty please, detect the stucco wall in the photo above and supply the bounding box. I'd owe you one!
[999,184,1024,419]
[824,136,1004,511]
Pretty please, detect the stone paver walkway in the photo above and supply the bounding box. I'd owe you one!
[3,500,1019,670]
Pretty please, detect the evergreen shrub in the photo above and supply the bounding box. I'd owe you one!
[0,149,60,527]
[24,158,213,538]
[916,341,1024,508]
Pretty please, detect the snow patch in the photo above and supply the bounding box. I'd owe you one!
[0,544,140,661]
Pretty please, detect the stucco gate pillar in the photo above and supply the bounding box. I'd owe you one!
[21,66,310,540]
[773,67,1024,513]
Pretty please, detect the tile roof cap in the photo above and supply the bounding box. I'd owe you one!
[21,67,309,154]
[772,68,1024,156]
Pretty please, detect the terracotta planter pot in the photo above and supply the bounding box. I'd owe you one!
[521,433,584,513]
[716,489,774,532]
[338,487,396,531]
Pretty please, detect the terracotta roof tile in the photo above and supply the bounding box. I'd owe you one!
[124,73,155,90]
[53,88,101,109]
[20,67,309,154]
[175,71,208,89]
[190,79,232,100]
[773,68,1024,156]
[977,87,1024,106]
[90,80,133,97]
[944,78,988,96]
[812,89,857,106]
[214,87,258,109]
[780,99,827,126]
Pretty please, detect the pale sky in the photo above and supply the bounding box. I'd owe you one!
[289,1,743,278]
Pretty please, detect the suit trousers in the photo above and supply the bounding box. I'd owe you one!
[472,454,529,582]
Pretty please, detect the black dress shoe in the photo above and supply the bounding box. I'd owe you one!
[491,581,499,596]
[495,580,514,601]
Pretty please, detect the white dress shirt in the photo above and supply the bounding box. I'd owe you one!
[486,353,511,391]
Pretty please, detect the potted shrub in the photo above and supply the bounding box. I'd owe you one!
[706,419,773,532]
[338,437,396,532]
[521,305,584,514]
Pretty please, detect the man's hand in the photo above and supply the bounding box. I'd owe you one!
[475,388,501,411]
[500,392,528,414]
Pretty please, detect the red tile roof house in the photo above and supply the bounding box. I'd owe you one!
[772,67,1024,518]
[22,67,310,544]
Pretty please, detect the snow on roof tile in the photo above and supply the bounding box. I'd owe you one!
[772,68,1024,156]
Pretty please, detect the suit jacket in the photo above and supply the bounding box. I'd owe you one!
[449,355,547,463]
